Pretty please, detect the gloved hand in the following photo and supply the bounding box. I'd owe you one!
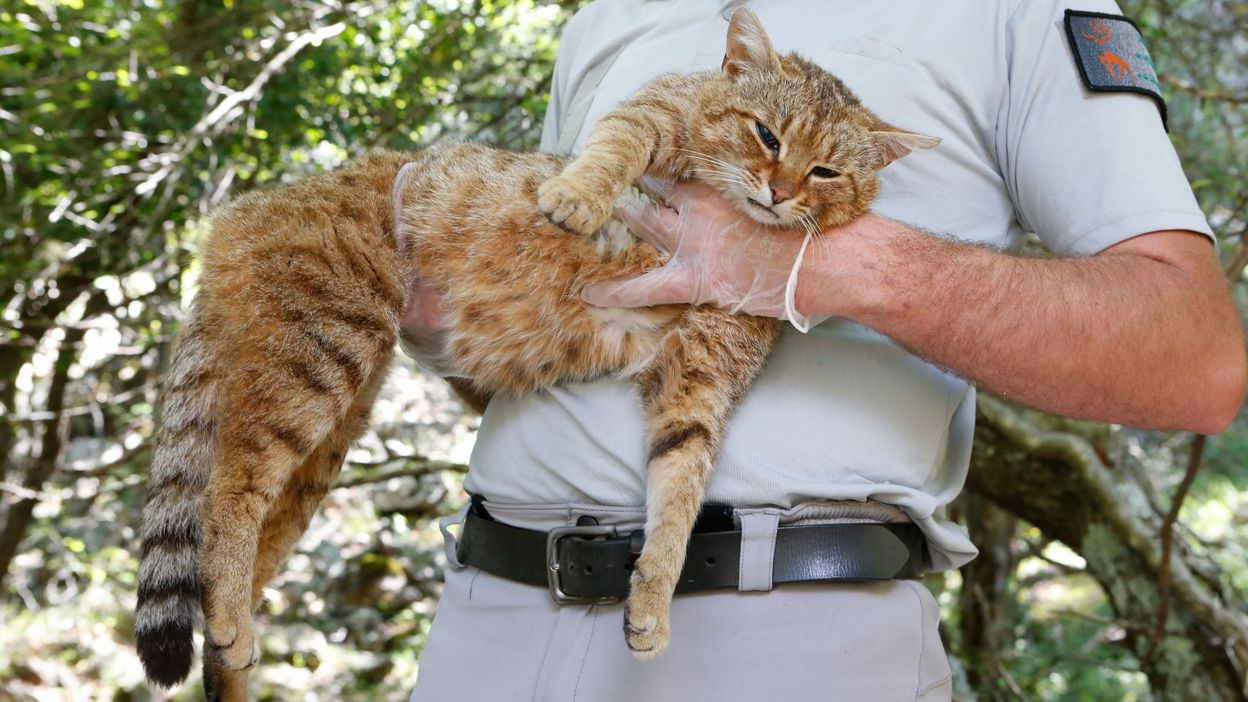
[581,181,827,331]
[398,276,459,376]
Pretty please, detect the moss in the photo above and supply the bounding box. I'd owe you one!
[1081,522,1236,701]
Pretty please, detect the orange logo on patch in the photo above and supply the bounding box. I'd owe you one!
[1082,19,1114,44]
[1098,49,1135,81]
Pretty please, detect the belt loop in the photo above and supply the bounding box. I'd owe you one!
[439,502,471,570]
[737,511,781,592]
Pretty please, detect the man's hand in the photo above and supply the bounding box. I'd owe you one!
[581,182,822,329]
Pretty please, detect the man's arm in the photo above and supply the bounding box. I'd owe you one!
[797,216,1246,434]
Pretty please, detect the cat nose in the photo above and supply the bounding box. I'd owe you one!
[769,185,792,204]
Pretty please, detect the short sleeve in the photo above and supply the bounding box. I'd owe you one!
[996,0,1213,255]
[539,5,596,153]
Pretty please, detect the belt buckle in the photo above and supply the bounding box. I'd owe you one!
[546,524,620,605]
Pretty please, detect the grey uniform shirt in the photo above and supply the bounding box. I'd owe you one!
[461,0,1213,570]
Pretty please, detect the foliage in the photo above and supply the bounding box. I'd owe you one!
[0,0,1245,700]
[1,0,573,698]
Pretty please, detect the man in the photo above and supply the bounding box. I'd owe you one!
[407,1,1245,699]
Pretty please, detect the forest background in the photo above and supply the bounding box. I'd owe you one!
[1,0,1247,700]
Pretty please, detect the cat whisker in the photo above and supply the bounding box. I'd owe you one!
[803,213,834,260]
[675,148,750,178]
[693,171,749,188]
[792,211,811,234]
[693,168,749,189]
[674,146,745,168]
[793,211,828,260]
[696,172,748,186]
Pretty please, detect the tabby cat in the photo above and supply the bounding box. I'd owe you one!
[135,8,936,700]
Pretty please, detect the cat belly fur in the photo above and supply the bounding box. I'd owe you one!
[397,141,682,394]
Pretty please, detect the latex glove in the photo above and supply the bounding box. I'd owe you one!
[398,276,461,376]
[582,181,826,331]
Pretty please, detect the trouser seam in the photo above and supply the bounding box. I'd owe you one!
[904,579,926,700]
[529,607,562,702]
[571,605,599,701]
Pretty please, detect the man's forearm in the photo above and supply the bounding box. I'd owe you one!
[797,215,1246,434]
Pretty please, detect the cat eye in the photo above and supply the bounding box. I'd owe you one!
[810,166,840,179]
[755,122,780,152]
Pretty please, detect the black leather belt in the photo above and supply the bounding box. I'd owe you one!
[455,501,930,604]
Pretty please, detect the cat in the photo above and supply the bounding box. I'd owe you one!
[134,8,936,700]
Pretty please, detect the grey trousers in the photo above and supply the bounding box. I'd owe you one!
[409,501,953,702]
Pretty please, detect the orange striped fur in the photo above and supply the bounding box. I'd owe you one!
[135,9,934,699]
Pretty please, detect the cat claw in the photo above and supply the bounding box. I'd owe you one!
[623,568,672,660]
[205,612,260,671]
[623,603,670,660]
[537,177,611,236]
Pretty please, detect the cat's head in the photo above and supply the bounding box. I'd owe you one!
[689,8,939,231]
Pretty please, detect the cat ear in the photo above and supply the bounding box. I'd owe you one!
[722,8,781,77]
[870,130,941,168]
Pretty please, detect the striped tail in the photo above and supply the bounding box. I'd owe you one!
[135,311,219,687]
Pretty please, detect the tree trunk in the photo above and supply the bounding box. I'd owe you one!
[956,494,1018,701]
[968,395,1248,701]
[0,336,77,588]
[0,292,107,589]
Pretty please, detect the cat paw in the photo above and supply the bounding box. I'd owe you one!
[204,610,260,671]
[623,568,672,660]
[537,175,613,236]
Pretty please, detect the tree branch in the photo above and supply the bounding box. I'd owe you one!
[336,456,467,489]
[1140,433,1206,667]
[976,395,1248,688]
[65,441,152,478]
[134,21,348,199]
[1161,74,1248,104]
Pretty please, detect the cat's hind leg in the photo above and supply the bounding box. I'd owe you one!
[202,371,384,702]
[198,232,403,673]
[626,309,779,659]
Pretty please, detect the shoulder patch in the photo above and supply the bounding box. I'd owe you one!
[1063,9,1166,130]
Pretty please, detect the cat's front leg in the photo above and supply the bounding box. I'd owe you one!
[626,310,780,658]
[538,91,682,235]
[538,167,622,237]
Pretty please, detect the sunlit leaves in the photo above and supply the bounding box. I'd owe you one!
[1,1,578,698]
